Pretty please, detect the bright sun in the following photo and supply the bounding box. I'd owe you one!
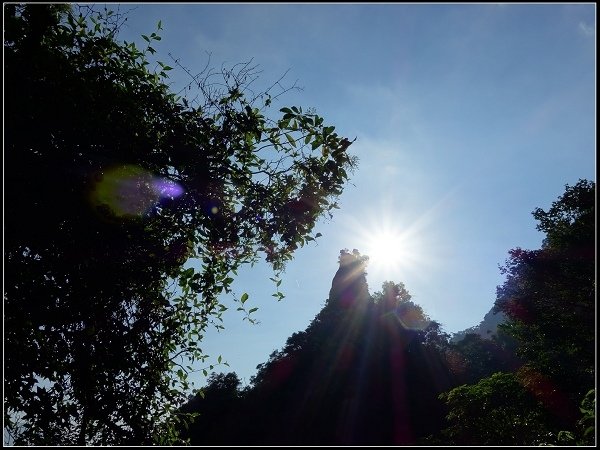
[342,212,432,284]
[365,231,407,267]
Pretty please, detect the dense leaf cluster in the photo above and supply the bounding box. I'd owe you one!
[4,5,356,445]
[438,179,596,445]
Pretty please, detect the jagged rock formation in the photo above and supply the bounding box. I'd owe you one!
[451,307,507,343]
[181,249,457,445]
[329,249,371,308]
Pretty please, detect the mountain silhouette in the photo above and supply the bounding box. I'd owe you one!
[181,249,457,445]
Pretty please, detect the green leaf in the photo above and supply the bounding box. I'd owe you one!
[248,307,258,314]
[240,292,249,304]
[158,20,162,30]
[280,107,293,114]
[142,34,150,43]
[285,133,297,148]
[217,355,222,364]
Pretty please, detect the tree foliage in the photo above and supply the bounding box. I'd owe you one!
[4,4,356,445]
[445,331,520,386]
[178,372,244,445]
[437,372,556,445]
[181,250,455,445]
[495,179,595,404]
[555,388,596,446]
[433,179,596,445]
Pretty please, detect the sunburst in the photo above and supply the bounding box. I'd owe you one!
[338,210,435,287]
[364,229,409,268]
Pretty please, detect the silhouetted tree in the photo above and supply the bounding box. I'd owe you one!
[554,388,595,446]
[184,250,455,445]
[4,4,356,445]
[495,179,595,423]
[437,372,556,445]
[448,332,520,385]
[179,372,244,445]
[433,179,595,445]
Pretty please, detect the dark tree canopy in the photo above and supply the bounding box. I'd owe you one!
[4,4,356,445]
[437,372,557,445]
[446,332,520,385]
[434,179,596,445]
[181,250,456,445]
[495,179,595,404]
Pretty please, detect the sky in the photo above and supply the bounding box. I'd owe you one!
[115,3,596,388]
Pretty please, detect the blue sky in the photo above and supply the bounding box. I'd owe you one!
[116,3,595,387]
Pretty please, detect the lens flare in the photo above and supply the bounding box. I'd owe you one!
[90,165,183,217]
[152,179,184,198]
[394,304,430,330]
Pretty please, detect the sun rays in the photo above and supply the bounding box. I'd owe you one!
[364,229,411,270]
[334,189,459,291]
[350,215,428,285]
